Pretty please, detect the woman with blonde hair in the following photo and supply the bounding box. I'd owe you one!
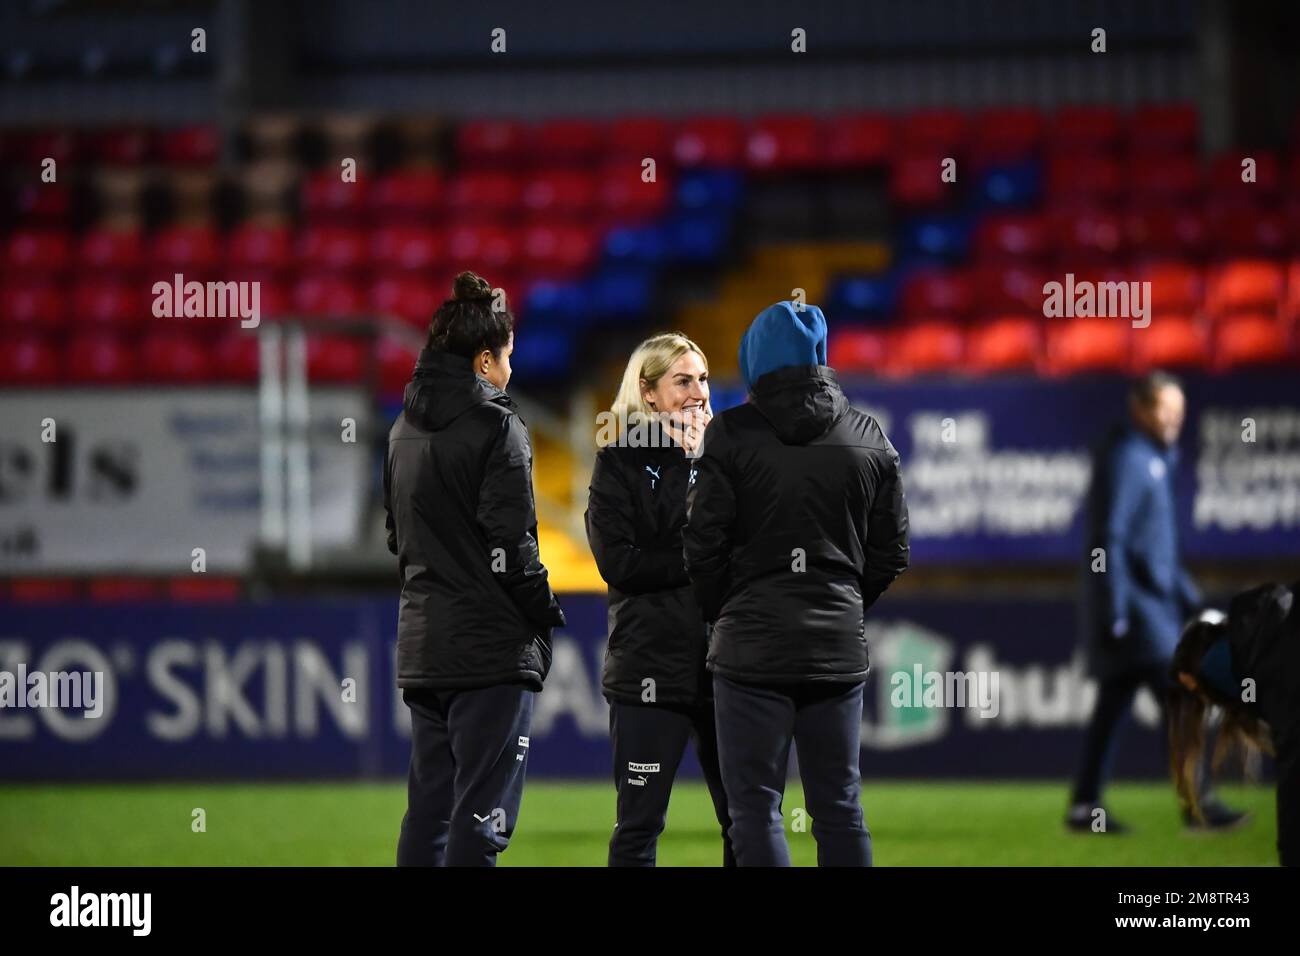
[585,332,734,866]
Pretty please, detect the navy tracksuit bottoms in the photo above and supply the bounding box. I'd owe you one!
[396,682,534,867]
[712,674,870,867]
[607,698,736,867]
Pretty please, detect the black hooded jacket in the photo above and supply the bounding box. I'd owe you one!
[586,424,710,707]
[384,347,565,692]
[684,365,910,684]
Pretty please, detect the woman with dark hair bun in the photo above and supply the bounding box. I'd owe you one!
[1169,581,1299,865]
[385,271,565,867]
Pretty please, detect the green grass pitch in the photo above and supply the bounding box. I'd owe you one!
[0,781,1278,866]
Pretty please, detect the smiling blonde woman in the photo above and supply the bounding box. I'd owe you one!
[584,332,733,866]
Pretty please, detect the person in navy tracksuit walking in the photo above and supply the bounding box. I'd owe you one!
[1067,371,1246,833]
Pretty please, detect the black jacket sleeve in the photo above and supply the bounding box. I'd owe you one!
[383,442,399,556]
[683,416,737,623]
[585,448,689,593]
[476,413,566,632]
[861,443,910,611]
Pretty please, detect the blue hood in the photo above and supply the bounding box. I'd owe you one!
[738,301,828,390]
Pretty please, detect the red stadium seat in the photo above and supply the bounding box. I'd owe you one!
[746,115,820,172]
[1,281,66,329]
[72,279,146,329]
[900,109,968,153]
[368,226,445,272]
[828,328,888,373]
[307,335,367,382]
[213,332,261,382]
[301,172,369,223]
[446,171,525,220]
[520,224,598,277]
[1214,314,1292,370]
[1045,318,1129,375]
[898,268,975,319]
[965,316,1041,373]
[970,108,1043,164]
[1208,152,1281,198]
[0,336,59,385]
[78,228,144,273]
[1046,154,1123,200]
[456,120,529,167]
[1207,260,1285,318]
[890,153,951,207]
[148,225,221,276]
[1124,204,1207,258]
[445,224,520,272]
[369,274,441,326]
[91,126,154,165]
[67,334,137,384]
[608,117,675,159]
[972,263,1049,315]
[292,273,365,316]
[1206,202,1288,258]
[6,229,71,275]
[158,126,219,166]
[376,335,420,397]
[1128,152,1203,201]
[368,169,445,220]
[1049,107,1123,151]
[522,170,599,218]
[140,332,216,383]
[673,117,745,168]
[1131,314,1209,371]
[824,113,893,169]
[1141,262,1203,315]
[892,320,965,374]
[227,224,294,273]
[14,183,71,224]
[533,119,606,164]
[972,213,1050,262]
[1286,259,1300,325]
[297,225,367,271]
[20,130,81,165]
[1048,204,1124,261]
[598,163,672,221]
[1128,104,1199,152]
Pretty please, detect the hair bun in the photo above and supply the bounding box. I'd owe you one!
[452,271,493,302]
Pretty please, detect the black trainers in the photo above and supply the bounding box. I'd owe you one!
[1184,801,1252,831]
[1065,803,1130,834]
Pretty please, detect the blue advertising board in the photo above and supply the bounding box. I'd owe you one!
[711,372,1300,565]
[0,593,1178,782]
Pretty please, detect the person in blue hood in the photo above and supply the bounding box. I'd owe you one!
[685,300,910,866]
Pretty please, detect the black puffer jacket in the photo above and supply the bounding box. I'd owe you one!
[586,430,710,706]
[684,365,910,684]
[384,348,565,692]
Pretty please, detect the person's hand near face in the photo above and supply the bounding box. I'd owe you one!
[642,349,711,456]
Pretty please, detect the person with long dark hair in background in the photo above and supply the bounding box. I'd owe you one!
[385,271,565,866]
[1169,581,1300,866]
[586,332,735,866]
[684,301,910,867]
